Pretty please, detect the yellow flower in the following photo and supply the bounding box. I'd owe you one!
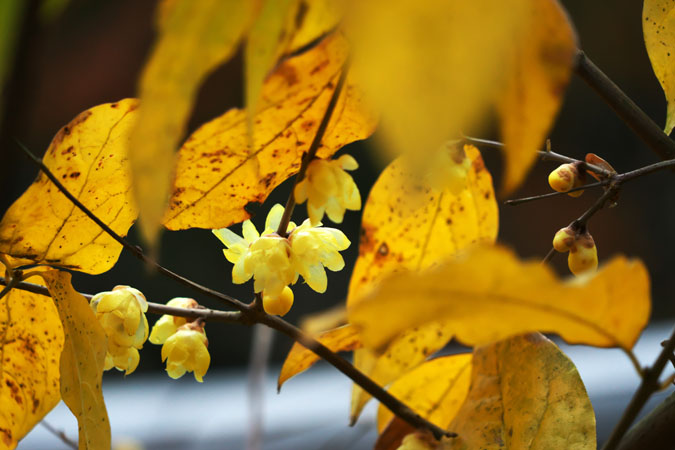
[213,204,297,298]
[149,297,199,345]
[90,285,149,374]
[294,154,361,225]
[161,323,210,382]
[289,219,350,293]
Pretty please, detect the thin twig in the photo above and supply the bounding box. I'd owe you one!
[40,421,77,450]
[276,59,351,236]
[601,325,675,450]
[0,277,244,324]
[574,50,675,162]
[504,181,607,206]
[15,140,249,313]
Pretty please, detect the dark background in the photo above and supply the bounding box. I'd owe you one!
[0,0,672,377]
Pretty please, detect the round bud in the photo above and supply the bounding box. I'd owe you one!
[548,163,578,193]
[552,227,575,252]
[263,286,294,316]
[567,233,598,276]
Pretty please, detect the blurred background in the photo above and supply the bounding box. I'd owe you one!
[1,0,674,448]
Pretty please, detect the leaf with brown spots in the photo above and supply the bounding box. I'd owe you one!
[0,99,139,275]
[277,324,360,390]
[0,269,64,450]
[349,245,650,354]
[41,270,110,450]
[164,33,377,230]
[497,0,577,193]
[643,0,675,134]
[376,354,472,434]
[441,334,596,450]
[347,145,497,421]
[130,0,258,247]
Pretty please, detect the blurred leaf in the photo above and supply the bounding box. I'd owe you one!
[377,354,472,433]
[349,246,650,353]
[277,324,360,389]
[0,269,63,449]
[643,0,675,134]
[39,0,70,22]
[164,33,377,230]
[288,0,342,52]
[42,270,110,450]
[348,145,497,420]
[130,0,258,247]
[0,99,139,275]
[498,0,577,193]
[442,333,595,450]
[347,0,527,159]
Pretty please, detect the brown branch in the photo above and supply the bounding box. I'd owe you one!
[276,59,351,236]
[504,181,607,206]
[602,325,675,450]
[616,391,675,450]
[574,50,675,162]
[40,421,77,450]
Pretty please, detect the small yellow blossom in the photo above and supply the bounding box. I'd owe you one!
[149,297,199,345]
[90,285,149,374]
[294,154,361,225]
[289,219,350,293]
[262,286,294,316]
[161,323,210,382]
[213,204,297,298]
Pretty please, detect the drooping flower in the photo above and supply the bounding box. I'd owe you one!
[213,204,297,298]
[161,322,210,382]
[289,219,350,293]
[148,297,199,345]
[294,154,361,225]
[90,285,149,375]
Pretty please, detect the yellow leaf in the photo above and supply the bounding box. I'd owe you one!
[0,99,139,275]
[164,33,377,230]
[277,324,360,390]
[442,333,595,450]
[0,270,64,449]
[288,0,343,52]
[347,0,528,159]
[377,354,472,433]
[643,0,675,134]
[246,0,302,119]
[498,0,577,194]
[349,246,650,354]
[347,145,497,420]
[41,271,110,450]
[130,0,258,247]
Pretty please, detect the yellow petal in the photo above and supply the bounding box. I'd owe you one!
[242,220,260,243]
[213,227,247,248]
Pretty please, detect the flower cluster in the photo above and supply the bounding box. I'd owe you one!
[213,204,350,313]
[294,154,360,225]
[552,227,598,276]
[149,298,211,382]
[90,285,148,374]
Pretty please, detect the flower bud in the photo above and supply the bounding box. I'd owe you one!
[568,233,598,276]
[262,286,294,316]
[161,322,210,382]
[548,163,585,197]
[552,227,575,253]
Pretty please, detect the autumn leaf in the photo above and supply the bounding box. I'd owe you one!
[287,0,342,52]
[349,245,650,354]
[130,0,258,247]
[41,270,110,450]
[442,333,595,450]
[347,144,497,420]
[498,0,577,193]
[376,354,472,433]
[277,324,360,390]
[643,0,675,134]
[346,0,528,160]
[0,99,139,275]
[0,270,64,449]
[164,32,377,231]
